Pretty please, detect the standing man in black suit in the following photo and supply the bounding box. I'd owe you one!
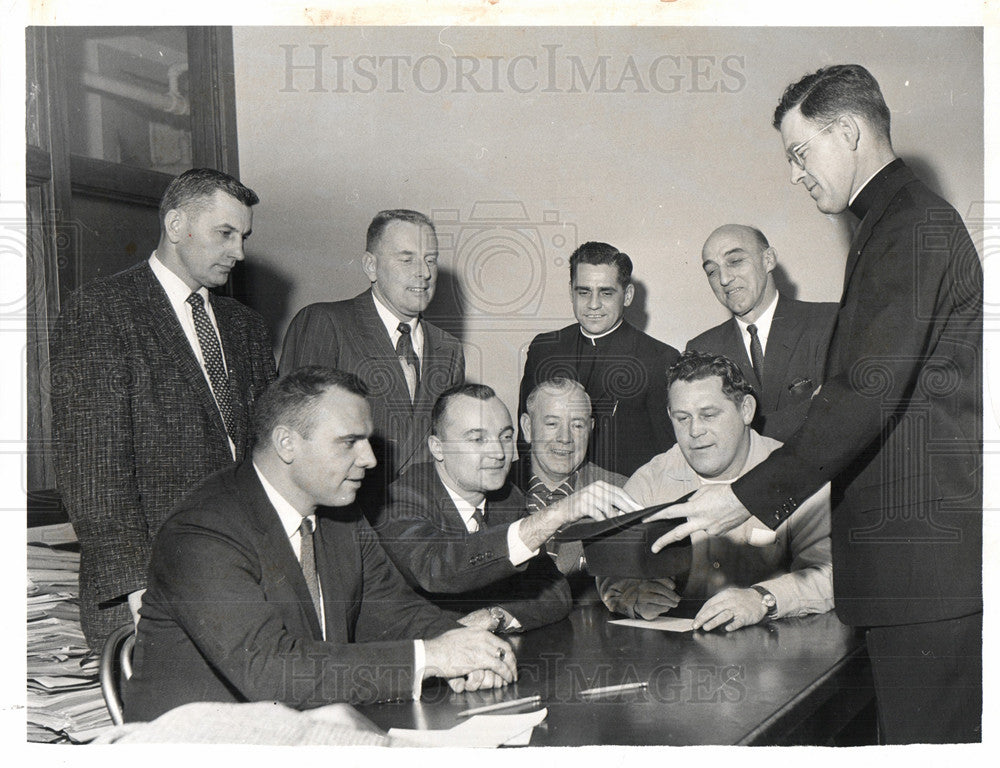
[374,383,639,633]
[279,210,465,504]
[50,168,276,650]
[648,65,982,743]
[126,368,516,721]
[518,242,680,476]
[689,224,838,442]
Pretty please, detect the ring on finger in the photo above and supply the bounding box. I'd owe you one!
[496,647,506,660]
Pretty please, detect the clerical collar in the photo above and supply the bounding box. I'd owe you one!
[579,319,624,344]
[849,158,903,219]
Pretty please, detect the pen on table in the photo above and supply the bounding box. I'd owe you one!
[579,681,647,697]
[457,694,542,718]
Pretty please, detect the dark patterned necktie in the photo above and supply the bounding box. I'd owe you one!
[299,517,323,626]
[471,507,487,531]
[396,321,421,400]
[186,292,235,437]
[747,323,765,384]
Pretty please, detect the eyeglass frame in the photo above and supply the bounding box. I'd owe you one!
[786,116,842,170]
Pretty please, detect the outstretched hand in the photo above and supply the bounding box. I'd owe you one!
[644,484,751,552]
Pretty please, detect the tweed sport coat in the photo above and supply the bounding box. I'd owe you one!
[373,461,572,630]
[125,460,459,722]
[687,294,838,442]
[50,261,276,648]
[732,160,982,628]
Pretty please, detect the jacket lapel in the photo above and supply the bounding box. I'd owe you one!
[725,318,762,393]
[760,296,798,410]
[138,265,230,446]
[238,462,324,641]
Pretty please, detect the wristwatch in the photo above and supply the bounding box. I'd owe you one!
[488,606,508,633]
[751,585,778,619]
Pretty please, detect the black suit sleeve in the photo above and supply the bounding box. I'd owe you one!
[279,304,341,375]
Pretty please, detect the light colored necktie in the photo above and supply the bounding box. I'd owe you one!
[186,292,235,437]
[298,517,323,625]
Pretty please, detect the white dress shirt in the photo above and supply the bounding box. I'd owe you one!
[149,253,236,458]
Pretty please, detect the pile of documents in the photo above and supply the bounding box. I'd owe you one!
[27,523,113,743]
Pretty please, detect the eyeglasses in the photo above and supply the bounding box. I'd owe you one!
[786,117,840,170]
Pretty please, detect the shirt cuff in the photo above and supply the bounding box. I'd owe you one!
[746,519,778,547]
[507,519,538,566]
[412,640,425,701]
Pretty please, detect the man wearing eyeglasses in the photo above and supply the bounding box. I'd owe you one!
[645,65,982,743]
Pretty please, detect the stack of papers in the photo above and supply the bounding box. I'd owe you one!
[26,524,114,743]
[389,708,547,747]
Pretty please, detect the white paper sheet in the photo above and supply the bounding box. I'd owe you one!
[388,707,547,747]
[609,616,695,632]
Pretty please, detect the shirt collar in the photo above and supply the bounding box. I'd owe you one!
[440,480,483,528]
[371,289,419,337]
[734,289,779,339]
[149,252,209,310]
[579,318,624,344]
[253,461,313,539]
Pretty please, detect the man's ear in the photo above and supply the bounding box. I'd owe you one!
[837,114,861,152]
[519,413,532,444]
[623,282,635,307]
[362,251,378,283]
[163,208,185,245]
[762,246,778,274]
[740,393,757,426]
[272,425,297,464]
[427,433,444,462]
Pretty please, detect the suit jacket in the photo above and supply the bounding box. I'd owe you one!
[733,160,982,627]
[518,321,680,476]
[687,295,837,442]
[372,461,572,630]
[279,290,465,501]
[50,261,276,649]
[125,460,459,722]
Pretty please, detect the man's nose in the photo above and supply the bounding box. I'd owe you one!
[790,162,807,185]
[356,440,377,469]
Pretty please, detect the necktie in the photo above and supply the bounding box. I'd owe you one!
[298,517,323,625]
[395,321,420,400]
[747,323,765,384]
[471,507,487,532]
[186,292,235,437]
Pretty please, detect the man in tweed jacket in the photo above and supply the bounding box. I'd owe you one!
[50,168,276,650]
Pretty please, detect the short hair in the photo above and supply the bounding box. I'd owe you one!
[773,64,891,139]
[366,209,436,253]
[252,366,369,448]
[569,241,633,287]
[666,351,755,409]
[525,377,591,416]
[158,168,259,225]
[431,383,497,437]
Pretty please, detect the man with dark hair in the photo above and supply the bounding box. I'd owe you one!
[280,209,465,499]
[689,224,837,442]
[50,167,276,650]
[373,383,639,633]
[126,367,516,722]
[598,351,833,630]
[518,241,679,476]
[510,378,626,576]
[649,64,982,743]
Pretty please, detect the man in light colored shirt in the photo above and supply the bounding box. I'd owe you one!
[375,383,640,633]
[280,210,465,495]
[126,367,515,722]
[50,168,276,650]
[687,224,837,443]
[598,351,833,631]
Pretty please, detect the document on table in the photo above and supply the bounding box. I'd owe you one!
[388,707,547,747]
[609,617,695,632]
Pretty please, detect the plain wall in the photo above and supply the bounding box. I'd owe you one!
[232,26,983,415]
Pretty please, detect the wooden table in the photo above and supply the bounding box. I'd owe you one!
[360,594,875,746]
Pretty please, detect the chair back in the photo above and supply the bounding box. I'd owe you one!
[99,623,136,725]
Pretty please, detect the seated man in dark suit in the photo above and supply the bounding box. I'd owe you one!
[509,377,626,576]
[279,209,465,500]
[126,368,516,722]
[688,224,837,442]
[598,352,832,631]
[374,383,639,634]
[519,241,680,476]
